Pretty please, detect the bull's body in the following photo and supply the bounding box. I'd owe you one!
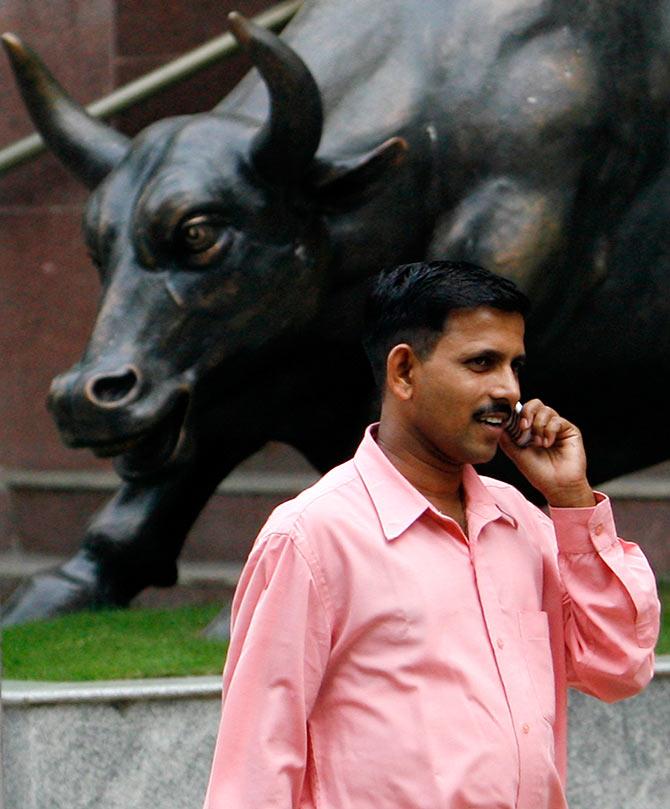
[4,0,670,623]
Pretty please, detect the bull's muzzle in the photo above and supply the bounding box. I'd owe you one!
[49,364,141,412]
[84,365,142,409]
[47,364,144,445]
[48,360,191,476]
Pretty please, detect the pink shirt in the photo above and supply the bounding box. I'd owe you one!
[204,426,660,809]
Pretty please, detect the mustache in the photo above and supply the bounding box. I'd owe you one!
[473,401,514,422]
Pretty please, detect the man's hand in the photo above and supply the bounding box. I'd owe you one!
[499,398,596,507]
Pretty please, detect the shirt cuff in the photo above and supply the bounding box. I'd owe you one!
[548,491,617,554]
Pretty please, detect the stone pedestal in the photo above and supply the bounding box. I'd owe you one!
[3,661,669,809]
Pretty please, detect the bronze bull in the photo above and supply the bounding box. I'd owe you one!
[3,1,670,624]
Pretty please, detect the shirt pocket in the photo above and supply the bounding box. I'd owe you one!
[518,610,556,725]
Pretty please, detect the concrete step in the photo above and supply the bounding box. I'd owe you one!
[0,442,318,611]
[0,550,243,610]
[0,465,320,564]
[2,456,670,608]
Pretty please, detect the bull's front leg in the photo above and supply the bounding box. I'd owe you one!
[1,445,254,626]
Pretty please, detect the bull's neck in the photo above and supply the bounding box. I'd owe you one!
[326,126,441,288]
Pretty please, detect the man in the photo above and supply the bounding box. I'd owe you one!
[203,260,660,809]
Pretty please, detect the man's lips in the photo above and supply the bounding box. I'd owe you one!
[477,419,507,439]
[473,404,513,429]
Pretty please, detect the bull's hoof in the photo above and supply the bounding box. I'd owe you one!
[0,552,127,627]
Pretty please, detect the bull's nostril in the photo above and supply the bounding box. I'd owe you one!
[87,367,140,407]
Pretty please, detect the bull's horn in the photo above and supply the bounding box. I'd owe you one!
[228,12,323,182]
[2,33,129,188]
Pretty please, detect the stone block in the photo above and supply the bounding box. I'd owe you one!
[7,485,110,557]
[184,488,297,561]
[2,686,221,809]
[0,0,115,206]
[567,673,670,808]
[116,0,273,57]
[0,158,88,209]
[3,665,669,809]
[113,55,256,136]
[608,499,670,578]
[0,477,16,552]
[4,470,314,563]
[0,208,108,471]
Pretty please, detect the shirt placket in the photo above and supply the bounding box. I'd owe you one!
[469,516,548,809]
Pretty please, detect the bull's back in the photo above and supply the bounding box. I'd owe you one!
[219,0,662,159]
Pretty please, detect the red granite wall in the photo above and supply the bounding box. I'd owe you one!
[1,0,114,474]
[0,0,274,474]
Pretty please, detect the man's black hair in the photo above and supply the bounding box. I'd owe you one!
[362,260,530,387]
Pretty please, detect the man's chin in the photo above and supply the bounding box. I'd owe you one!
[466,442,500,466]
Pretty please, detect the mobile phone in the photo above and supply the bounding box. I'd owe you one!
[506,402,533,448]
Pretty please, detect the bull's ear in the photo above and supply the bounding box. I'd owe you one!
[309,137,408,208]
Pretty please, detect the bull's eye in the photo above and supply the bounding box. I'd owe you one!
[179,215,218,252]
[174,213,232,267]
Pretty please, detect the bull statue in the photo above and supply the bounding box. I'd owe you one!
[3,0,670,625]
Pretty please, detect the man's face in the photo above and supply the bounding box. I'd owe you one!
[404,306,526,467]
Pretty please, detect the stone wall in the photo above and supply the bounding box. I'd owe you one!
[3,662,670,809]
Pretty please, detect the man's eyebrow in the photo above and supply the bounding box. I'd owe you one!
[460,349,527,363]
[461,348,503,359]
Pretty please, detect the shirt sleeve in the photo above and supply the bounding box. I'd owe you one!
[203,530,331,809]
[548,492,661,702]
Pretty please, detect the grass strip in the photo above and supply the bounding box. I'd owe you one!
[2,604,228,681]
[2,582,669,682]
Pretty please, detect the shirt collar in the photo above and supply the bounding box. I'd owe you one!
[461,463,519,534]
[353,424,517,541]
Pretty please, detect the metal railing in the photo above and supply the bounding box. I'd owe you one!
[0,0,301,177]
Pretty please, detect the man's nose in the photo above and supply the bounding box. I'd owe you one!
[491,366,521,403]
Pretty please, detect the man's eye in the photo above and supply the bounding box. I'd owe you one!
[470,357,491,369]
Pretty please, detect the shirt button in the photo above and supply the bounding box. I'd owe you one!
[594,523,604,536]
[522,723,530,734]
[496,638,504,649]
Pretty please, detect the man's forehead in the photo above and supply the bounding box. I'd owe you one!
[435,307,525,357]
[442,306,524,333]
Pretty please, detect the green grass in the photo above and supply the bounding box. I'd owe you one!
[2,583,669,682]
[2,604,228,681]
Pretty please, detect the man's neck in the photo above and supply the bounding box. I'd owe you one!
[376,420,467,529]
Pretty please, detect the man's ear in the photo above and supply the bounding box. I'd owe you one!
[385,343,417,401]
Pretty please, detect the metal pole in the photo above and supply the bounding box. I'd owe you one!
[0,0,301,176]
